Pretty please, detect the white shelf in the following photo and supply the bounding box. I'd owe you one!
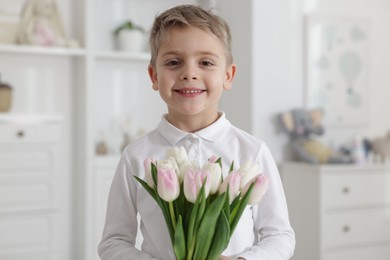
[0,113,63,124]
[95,51,150,62]
[0,44,86,57]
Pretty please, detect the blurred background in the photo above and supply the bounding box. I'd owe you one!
[0,0,389,259]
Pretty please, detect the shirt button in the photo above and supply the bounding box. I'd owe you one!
[189,150,197,158]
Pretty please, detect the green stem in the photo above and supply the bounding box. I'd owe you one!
[169,202,177,231]
[186,239,195,260]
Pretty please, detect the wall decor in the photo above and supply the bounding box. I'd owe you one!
[305,14,370,127]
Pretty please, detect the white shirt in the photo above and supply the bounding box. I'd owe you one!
[98,112,295,260]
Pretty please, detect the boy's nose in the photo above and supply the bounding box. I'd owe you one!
[180,65,199,80]
[181,75,198,80]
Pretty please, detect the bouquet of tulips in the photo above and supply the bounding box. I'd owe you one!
[134,147,269,260]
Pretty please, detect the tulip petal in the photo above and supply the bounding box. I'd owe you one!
[245,174,270,205]
[157,168,180,202]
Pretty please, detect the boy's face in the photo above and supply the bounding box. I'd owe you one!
[148,26,236,128]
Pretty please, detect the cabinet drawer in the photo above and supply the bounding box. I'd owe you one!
[0,150,52,172]
[0,179,58,212]
[0,254,61,260]
[323,208,390,248]
[0,123,61,143]
[324,243,390,260]
[322,171,390,208]
[0,213,60,254]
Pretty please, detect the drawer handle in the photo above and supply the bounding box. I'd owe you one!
[16,130,25,138]
[342,187,350,194]
[342,225,351,233]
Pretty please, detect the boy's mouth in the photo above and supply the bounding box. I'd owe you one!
[175,89,205,94]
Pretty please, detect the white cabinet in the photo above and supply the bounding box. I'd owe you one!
[0,117,69,260]
[280,162,390,260]
[0,0,218,259]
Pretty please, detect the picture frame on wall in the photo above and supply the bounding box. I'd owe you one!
[304,14,370,127]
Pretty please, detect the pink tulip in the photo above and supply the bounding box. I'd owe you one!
[183,169,211,203]
[208,155,218,163]
[143,158,156,187]
[157,167,180,202]
[157,158,180,178]
[178,160,196,184]
[219,171,241,203]
[241,174,269,205]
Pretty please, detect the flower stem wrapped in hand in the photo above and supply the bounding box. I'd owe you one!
[134,146,269,260]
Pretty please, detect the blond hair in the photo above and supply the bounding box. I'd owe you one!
[149,5,233,66]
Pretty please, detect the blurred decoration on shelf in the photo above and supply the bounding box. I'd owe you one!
[107,118,122,155]
[95,115,149,156]
[278,108,354,164]
[113,20,146,52]
[0,4,20,44]
[0,73,12,112]
[366,131,390,164]
[95,131,109,156]
[15,0,79,47]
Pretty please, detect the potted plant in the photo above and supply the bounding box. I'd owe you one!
[114,20,146,52]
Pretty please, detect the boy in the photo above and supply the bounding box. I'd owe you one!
[98,4,295,260]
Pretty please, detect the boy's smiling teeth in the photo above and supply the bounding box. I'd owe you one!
[177,89,204,94]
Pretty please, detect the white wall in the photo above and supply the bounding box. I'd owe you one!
[220,0,390,163]
[304,0,390,143]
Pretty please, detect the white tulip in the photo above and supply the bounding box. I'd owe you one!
[166,146,188,166]
[202,161,222,194]
[239,161,261,189]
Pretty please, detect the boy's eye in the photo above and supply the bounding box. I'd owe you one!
[165,60,181,66]
[200,60,214,66]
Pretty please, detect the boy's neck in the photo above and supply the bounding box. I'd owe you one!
[166,111,221,133]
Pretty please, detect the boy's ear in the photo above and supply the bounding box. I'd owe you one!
[223,63,236,90]
[148,64,159,91]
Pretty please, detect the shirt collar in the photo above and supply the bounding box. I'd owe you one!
[157,112,231,145]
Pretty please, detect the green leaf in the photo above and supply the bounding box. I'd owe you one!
[229,161,235,173]
[193,191,227,260]
[151,163,158,188]
[173,215,186,260]
[156,194,175,243]
[186,185,205,259]
[195,190,206,228]
[134,176,175,243]
[215,157,222,168]
[113,20,145,36]
[229,182,255,237]
[207,211,230,260]
[223,187,230,217]
[133,176,157,201]
[229,194,241,213]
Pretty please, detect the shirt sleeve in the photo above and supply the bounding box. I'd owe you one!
[236,143,296,260]
[98,155,159,260]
